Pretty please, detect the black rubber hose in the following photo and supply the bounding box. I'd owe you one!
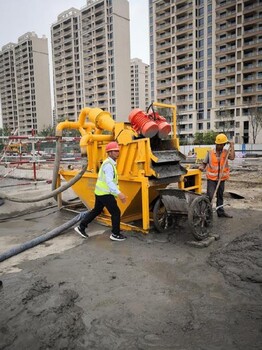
[0,159,87,203]
[0,211,87,263]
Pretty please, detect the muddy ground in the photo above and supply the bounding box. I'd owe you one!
[0,166,262,350]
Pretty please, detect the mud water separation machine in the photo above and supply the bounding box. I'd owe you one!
[55,103,212,240]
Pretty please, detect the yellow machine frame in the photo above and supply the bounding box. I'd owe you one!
[56,103,202,233]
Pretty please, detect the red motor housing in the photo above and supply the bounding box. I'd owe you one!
[148,112,171,138]
[128,109,158,138]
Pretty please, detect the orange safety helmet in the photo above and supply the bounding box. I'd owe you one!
[105,141,120,152]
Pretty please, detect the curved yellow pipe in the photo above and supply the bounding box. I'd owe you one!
[56,120,79,136]
[88,108,115,132]
[78,123,96,136]
[55,107,116,155]
[79,134,114,148]
[56,107,115,136]
[78,107,92,127]
[56,108,92,136]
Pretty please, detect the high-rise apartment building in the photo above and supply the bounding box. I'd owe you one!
[51,8,82,123]
[130,58,151,110]
[149,0,262,144]
[0,32,52,135]
[51,0,131,123]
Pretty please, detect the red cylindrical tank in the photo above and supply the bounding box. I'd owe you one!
[128,109,159,138]
[148,112,171,139]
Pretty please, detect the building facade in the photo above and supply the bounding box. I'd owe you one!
[130,58,151,110]
[51,0,131,123]
[0,32,52,135]
[149,0,262,144]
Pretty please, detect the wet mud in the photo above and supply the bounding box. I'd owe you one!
[209,226,262,289]
[0,171,262,349]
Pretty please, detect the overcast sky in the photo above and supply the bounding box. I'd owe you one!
[0,0,149,63]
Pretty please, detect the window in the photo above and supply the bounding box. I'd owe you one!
[197,112,203,120]
[198,8,204,16]
[198,39,204,48]
[198,81,204,89]
[198,29,204,37]
[197,18,204,26]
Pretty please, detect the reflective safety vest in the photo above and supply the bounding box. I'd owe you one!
[95,158,119,196]
[206,149,230,181]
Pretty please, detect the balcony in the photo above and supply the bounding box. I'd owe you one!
[176,14,193,24]
[216,9,236,23]
[176,2,192,15]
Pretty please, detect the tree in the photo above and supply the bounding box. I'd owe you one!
[248,106,262,144]
[194,131,218,145]
[37,125,56,137]
[0,126,12,151]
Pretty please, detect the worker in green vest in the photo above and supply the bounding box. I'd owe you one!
[74,141,127,241]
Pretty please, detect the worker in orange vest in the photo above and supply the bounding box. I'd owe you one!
[199,133,235,218]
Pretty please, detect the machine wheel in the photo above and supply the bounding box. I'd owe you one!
[188,196,213,241]
[153,198,174,233]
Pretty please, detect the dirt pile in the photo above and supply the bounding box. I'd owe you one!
[208,226,262,290]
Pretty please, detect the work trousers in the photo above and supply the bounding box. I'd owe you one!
[206,179,225,215]
[80,194,121,235]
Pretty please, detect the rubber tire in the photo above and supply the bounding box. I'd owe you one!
[188,196,213,241]
[153,197,174,233]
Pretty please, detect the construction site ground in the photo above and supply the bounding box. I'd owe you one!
[0,158,262,350]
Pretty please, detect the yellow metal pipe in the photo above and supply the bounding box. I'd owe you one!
[88,108,115,132]
[79,134,114,148]
[78,107,92,126]
[56,120,80,136]
[56,108,94,136]
[78,123,96,136]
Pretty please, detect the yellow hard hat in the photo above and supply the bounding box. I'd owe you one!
[215,133,228,144]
